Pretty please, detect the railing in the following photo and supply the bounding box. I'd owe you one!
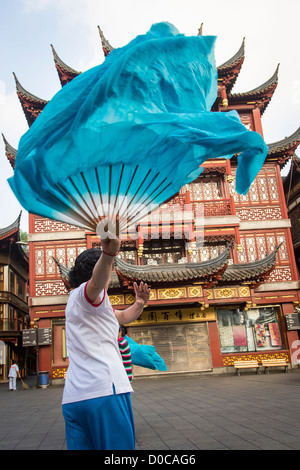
[193,197,235,217]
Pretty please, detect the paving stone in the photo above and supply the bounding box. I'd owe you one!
[1,371,300,450]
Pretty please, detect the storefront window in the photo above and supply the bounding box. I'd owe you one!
[217,307,283,353]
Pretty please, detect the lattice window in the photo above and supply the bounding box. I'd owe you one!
[188,175,224,201]
[189,243,226,263]
[35,243,86,279]
[118,249,137,265]
[33,216,82,232]
[46,248,57,275]
[35,249,45,275]
[238,232,289,264]
[231,167,280,207]
[142,240,184,265]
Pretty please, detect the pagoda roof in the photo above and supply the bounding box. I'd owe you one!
[222,245,280,286]
[228,64,279,115]
[217,38,245,93]
[97,26,114,57]
[115,244,230,287]
[0,211,21,241]
[52,256,120,291]
[53,241,279,293]
[282,153,300,190]
[115,244,279,289]
[50,44,81,86]
[52,257,71,290]
[0,212,28,265]
[268,126,300,156]
[197,23,203,36]
[266,126,300,168]
[13,73,48,126]
[2,134,17,169]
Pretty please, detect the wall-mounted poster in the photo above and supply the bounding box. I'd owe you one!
[233,325,247,347]
[255,324,267,347]
[269,323,281,347]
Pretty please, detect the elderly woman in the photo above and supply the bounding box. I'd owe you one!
[62,233,150,450]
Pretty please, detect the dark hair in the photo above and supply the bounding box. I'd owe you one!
[68,248,102,288]
[119,325,128,336]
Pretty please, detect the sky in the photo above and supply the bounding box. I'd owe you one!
[0,0,299,232]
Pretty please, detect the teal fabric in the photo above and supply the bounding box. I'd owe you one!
[8,22,268,231]
[125,335,167,371]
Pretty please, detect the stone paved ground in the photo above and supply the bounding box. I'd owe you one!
[1,370,300,450]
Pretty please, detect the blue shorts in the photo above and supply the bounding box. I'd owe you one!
[62,391,135,450]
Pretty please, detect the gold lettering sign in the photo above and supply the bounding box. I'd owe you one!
[129,306,216,326]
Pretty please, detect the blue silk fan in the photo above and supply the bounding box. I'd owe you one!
[8,23,268,234]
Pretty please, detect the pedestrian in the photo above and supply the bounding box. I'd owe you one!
[118,326,133,383]
[8,361,21,391]
[62,232,150,450]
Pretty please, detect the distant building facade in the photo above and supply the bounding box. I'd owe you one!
[0,213,29,380]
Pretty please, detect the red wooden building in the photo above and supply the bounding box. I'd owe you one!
[0,212,29,380]
[3,26,300,380]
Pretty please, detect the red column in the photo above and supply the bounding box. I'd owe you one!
[208,321,223,368]
[252,107,264,138]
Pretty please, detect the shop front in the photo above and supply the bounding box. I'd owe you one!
[129,305,214,376]
[218,305,291,367]
[217,306,284,354]
[127,303,290,377]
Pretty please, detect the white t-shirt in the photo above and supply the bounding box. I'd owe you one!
[8,364,19,378]
[62,282,133,405]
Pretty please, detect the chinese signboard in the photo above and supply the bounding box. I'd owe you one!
[22,328,52,346]
[286,313,300,331]
[130,306,216,326]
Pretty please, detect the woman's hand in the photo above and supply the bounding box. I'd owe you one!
[97,220,121,256]
[101,235,121,256]
[114,282,151,325]
[133,281,150,306]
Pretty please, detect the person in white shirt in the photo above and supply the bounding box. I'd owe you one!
[62,232,150,450]
[8,361,21,391]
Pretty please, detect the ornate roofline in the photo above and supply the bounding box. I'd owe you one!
[115,242,231,286]
[53,241,279,291]
[268,126,300,155]
[217,38,245,93]
[13,73,48,105]
[0,212,29,265]
[197,23,203,36]
[228,64,279,115]
[266,126,300,168]
[52,256,121,290]
[222,245,280,286]
[114,243,279,288]
[2,134,17,169]
[13,73,48,126]
[282,153,300,191]
[52,257,71,290]
[50,44,81,86]
[97,26,114,57]
[0,211,21,240]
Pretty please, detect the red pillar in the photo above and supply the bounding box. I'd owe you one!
[252,107,264,138]
[208,321,223,368]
